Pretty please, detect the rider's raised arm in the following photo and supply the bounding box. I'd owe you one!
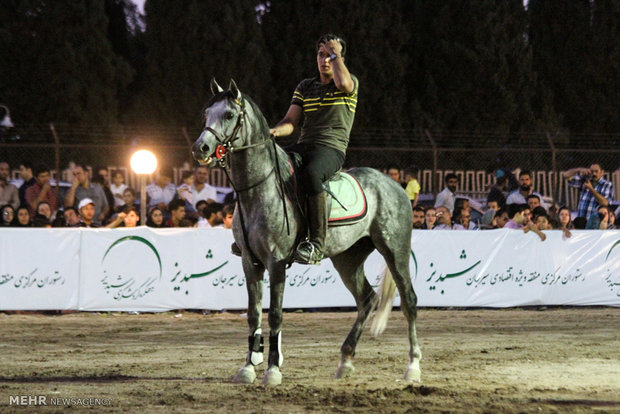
[269,104,302,138]
[324,39,354,93]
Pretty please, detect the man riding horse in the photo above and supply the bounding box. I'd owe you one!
[232,33,358,265]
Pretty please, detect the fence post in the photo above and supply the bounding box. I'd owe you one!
[424,130,438,196]
[49,123,61,194]
[546,132,558,207]
[181,127,193,166]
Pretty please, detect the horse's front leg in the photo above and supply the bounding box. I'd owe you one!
[233,257,265,384]
[262,262,286,386]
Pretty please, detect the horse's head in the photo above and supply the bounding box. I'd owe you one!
[192,79,250,166]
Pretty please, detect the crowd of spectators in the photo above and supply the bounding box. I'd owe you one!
[0,160,235,230]
[388,163,618,240]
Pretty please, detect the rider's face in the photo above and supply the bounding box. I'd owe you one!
[317,43,342,79]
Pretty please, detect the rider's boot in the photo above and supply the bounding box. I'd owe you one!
[295,192,327,265]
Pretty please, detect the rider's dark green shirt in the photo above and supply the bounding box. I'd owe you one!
[291,75,358,154]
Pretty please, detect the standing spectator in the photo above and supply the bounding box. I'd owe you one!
[386,164,401,184]
[1,204,15,226]
[12,206,31,227]
[92,172,114,222]
[563,163,614,221]
[165,199,186,227]
[74,198,100,228]
[424,207,437,230]
[222,203,235,229]
[64,164,109,225]
[117,187,139,213]
[17,161,36,207]
[146,207,166,228]
[146,165,176,211]
[412,205,425,229]
[198,202,224,228]
[0,161,19,209]
[433,206,464,230]
[95,166,110,186]
[25,164,59,215]
[109,170,128,209]
[486,175,508,209]
[506,170,544,207]
[404,166,420,207]
[64,207,80,227]
[434,173,459,214]
[191,166,217,207]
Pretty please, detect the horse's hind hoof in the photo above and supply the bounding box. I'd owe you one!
[261,368,282,386]
[233,365,256,384]
[334,360,355,379]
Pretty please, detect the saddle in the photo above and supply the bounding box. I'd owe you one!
[288,152,368,227]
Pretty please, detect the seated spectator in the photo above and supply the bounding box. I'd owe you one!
[198,202,224,228]
[195,199,208,216]
[32,214,51,228]
[556,206,573,238]
[412,205,425,229]
[424,207,436,230]
[573,216,587,229]
[486,175,508,209]
[51,210,66,227]
[505,204,528,229]
[26,163,59,216]
[495,208,509,228]
[92,172,114,223]
[586,205,616,230]
[527,194,543,212]
[403,166,420,207]
[75,198,100,228]
[36,201,53,222]
[386,164,401,184]
[1,204,15,226]
[12,206,31,227]
[479,209,497,230]
[117,187,139,213]
[453,206,474,230]
[179,216,198,228]
[166,199,186,227]
[109,170,127,209]
[177,171,195,211]
[531,206,549,228]
[146,207,166,228]
[146,165,176,212]
[0,161,19,209]
[64,164,109,225]
[63,207,80,227]
[191,166,218,207]
[222,203,235,230]
[107,205,140,228]
[433,206,465,230]
[486,199,500,212]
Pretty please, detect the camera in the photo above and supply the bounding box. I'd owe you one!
[583,173,593,182]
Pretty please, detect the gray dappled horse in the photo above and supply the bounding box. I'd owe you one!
[192,80,421,386]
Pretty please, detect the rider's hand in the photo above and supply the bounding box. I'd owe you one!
[324,39,343,59]
[269,128,278,137]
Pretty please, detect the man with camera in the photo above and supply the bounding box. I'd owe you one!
[563,163,614,220]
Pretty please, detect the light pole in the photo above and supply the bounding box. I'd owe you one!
[130,150,157,225]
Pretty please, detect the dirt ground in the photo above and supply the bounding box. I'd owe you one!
[0,307,618,413]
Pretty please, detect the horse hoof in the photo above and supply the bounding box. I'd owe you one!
[261,368,282,386]
[233,366,256,384]
[404,363,421,382]
[334,360,355,379]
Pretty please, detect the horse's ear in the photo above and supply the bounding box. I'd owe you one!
[210,78,224,95]
[228,79,242,101]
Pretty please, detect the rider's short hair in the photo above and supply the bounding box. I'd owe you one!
[317,33,347,57]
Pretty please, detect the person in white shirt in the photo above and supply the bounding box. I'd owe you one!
[146,166,176,210]
[434,173,458,214]
[191,166,217,208]
[109,170,128,209]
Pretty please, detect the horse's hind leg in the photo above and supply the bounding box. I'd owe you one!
[233,258,265,384]
[374,239,422,382]
[329,237,377,379]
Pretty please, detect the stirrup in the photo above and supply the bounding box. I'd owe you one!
[231,242,242,257]
[294,240,323,265]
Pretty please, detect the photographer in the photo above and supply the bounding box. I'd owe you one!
[563,163,614,221]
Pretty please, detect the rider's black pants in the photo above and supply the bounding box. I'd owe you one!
[287,143,345,196]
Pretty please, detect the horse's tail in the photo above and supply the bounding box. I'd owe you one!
[370,266,397,337]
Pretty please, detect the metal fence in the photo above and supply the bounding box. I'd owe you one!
[1,124,618,210]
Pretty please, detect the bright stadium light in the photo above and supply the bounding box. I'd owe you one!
[131,150,157,225]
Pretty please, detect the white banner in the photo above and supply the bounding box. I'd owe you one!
[0,228,619,310]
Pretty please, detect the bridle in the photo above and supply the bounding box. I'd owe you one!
[201,96,292,262]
